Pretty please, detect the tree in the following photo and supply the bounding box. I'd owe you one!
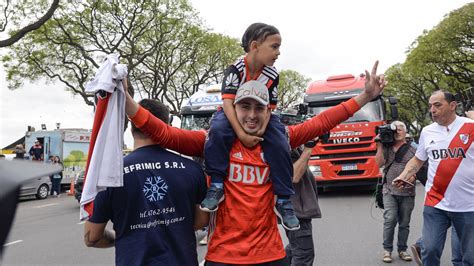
[2,0,242,113]
[384,64,432,136]
[277,69,310,110]
[0,0,59,47]
[406,3,473,88]
[385,3,473,136]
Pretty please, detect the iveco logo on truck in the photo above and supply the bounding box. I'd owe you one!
[333,137,360,144]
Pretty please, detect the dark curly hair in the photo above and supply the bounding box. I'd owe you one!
[241,23,280,53]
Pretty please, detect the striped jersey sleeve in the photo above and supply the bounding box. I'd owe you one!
[221,59,244,100]
[262,65,279,107]
[221,57,279,108]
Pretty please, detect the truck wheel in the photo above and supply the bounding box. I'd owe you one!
[36,184,50,200]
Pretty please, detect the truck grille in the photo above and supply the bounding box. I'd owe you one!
[324,143,371,150]
[332,159,367,165]
[313,151,376,160]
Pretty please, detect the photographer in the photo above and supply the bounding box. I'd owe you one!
[375,121,416,263]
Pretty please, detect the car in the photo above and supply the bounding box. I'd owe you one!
[19,176,52,200]
[74,171,85,203]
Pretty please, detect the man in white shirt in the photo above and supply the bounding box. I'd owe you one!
[394,90,473,266]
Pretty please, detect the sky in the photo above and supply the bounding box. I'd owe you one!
[0,0,470,150]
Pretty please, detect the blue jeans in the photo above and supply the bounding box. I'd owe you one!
[422,206,474,266]
[416,226,463,265]
[451,227,463,266]
[382,194,415,252]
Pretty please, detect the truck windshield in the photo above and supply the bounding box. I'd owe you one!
[308,100,383,123]
[181,114,213,130]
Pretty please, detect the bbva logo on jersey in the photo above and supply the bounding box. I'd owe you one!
[431,147,466,160]
[228,163,269,185]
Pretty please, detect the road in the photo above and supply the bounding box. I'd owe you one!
[2,184,453,265]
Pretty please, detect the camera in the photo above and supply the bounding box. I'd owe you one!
[375,124,396,146]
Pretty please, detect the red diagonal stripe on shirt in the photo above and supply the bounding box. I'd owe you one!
[425,123,473,207]
[83,92,111,216]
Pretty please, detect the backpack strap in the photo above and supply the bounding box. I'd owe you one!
[394,143,410,163]
[382,143,410,184]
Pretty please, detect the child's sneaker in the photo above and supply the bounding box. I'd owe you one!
[200,185,225,212]
[199,235,208,245]
[274,200,300,230]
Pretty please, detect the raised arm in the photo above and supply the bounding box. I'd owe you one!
[354,61,386,107]
[124,80,206,157]
[288,98,360,148]
[288,61,386,147]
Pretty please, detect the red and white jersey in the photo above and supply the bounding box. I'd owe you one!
[416,116,473,212]
[205,140,285,264]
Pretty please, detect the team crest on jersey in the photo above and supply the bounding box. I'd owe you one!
[225,73,239,89]
[143,176,168,202]
[459,134,469,145]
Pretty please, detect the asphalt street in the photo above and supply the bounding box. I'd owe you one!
[2,184,453,265]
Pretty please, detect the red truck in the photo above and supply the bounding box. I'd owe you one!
[304,74,397,189]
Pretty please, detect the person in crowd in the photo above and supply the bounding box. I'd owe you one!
[284,138,321,265]
[29,139,44,161]
[14,144,26,160]
[278,112,321,265]
[202,22,300,230]
[411,109,474,266]
[50,156,63,197]
[83,99,208,266]
[393,90,473,266]
[375,121,415,263]
[124,60,386,265]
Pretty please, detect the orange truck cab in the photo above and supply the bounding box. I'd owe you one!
[304,74,397,189]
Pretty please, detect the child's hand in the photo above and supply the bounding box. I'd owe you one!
[239,134,263,148]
